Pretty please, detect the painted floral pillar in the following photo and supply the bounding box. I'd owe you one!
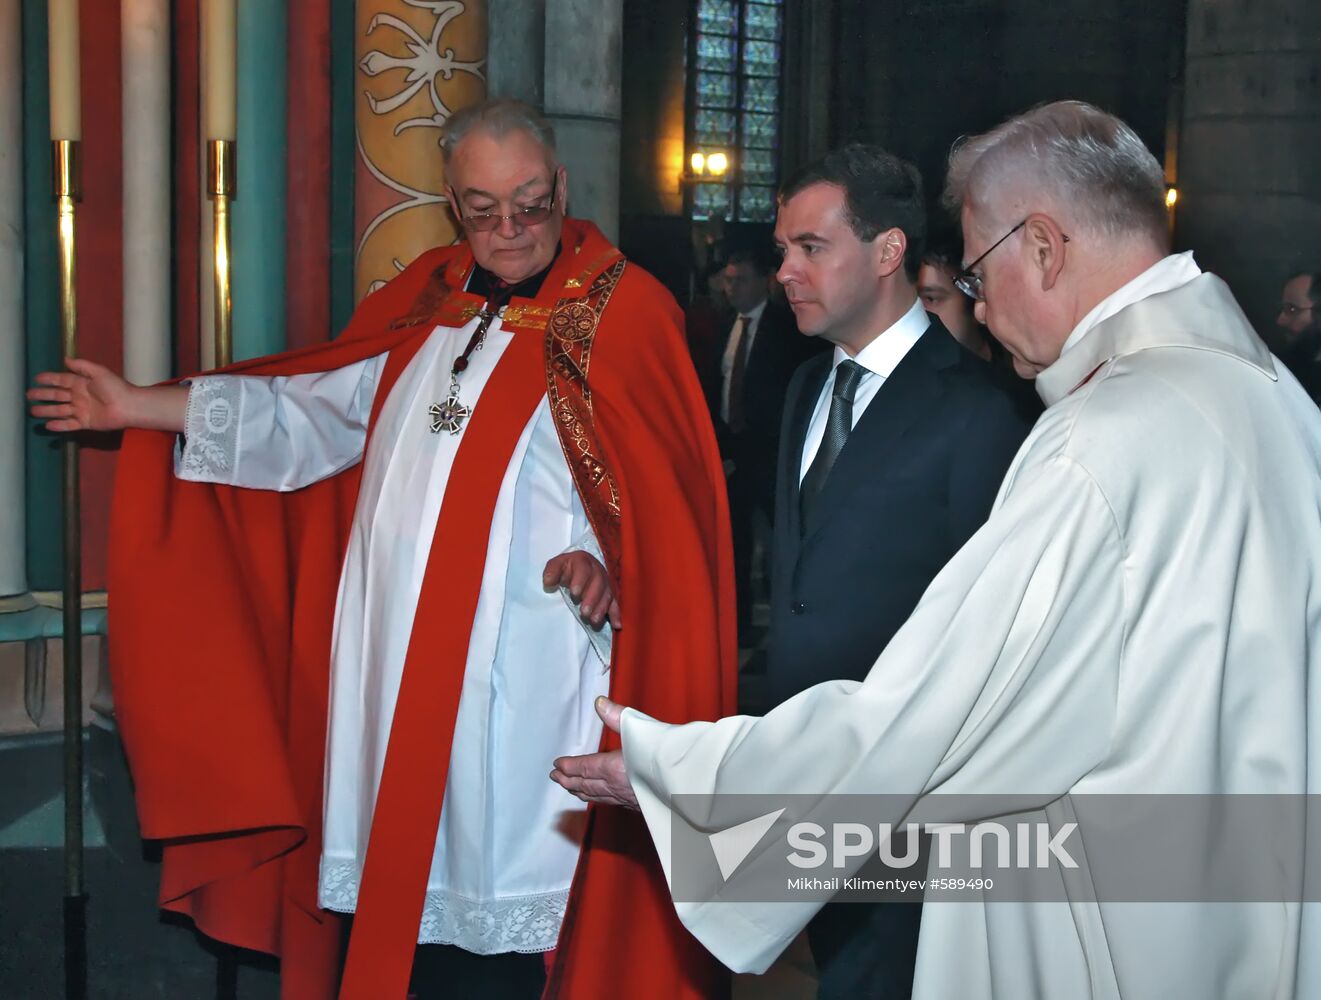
[354,0,487,301]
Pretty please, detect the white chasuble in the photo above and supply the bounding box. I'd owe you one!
[176,311,612,954]
[622,260,1321,999]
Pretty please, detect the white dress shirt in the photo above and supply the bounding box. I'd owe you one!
[720,298,768,423]
[799,297,931,481]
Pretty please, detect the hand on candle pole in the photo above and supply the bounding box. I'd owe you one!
[551,697,639,810]
[28,358,187,434]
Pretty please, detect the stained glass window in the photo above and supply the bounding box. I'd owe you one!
[689,0,783,223]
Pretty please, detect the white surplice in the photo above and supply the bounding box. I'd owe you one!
[622,255,1321,998]
[176,309,611,954]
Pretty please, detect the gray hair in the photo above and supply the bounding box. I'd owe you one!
[943,100,1168,248]
[439,97,558,165]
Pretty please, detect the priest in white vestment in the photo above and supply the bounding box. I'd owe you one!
[553,101,1321,999]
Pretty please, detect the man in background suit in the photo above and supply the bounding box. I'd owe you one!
[767,144,1033,999]
[1276,269,1321,403]
[717,247,826,638]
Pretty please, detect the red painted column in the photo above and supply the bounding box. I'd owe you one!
[286,0,332,347]
[174,0,202,377]
[76,0,124,591]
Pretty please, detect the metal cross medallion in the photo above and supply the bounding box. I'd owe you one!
[428,395,471,435]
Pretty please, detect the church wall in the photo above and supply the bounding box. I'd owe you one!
[1179,0,1321,338]
[614,0,1189,298]
[823,0,1185,234]
[545,0,624,242]
[618,0,691,301]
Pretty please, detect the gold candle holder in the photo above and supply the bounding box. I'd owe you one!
[52,138,83,905]
[206,139,236,367]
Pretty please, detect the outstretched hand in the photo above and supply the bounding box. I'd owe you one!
[543,550,621,631]
[28,358,188,434]
[28,357,139,433]
[551,696,639,810]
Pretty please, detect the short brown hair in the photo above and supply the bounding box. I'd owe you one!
[780,144,926,281]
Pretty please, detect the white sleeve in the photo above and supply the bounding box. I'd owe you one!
[174,354,386,491]
[557,487,614,669]
[620,455,1127,974]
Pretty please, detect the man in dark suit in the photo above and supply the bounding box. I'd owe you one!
[1276,269,1321,403]
[716,247,826,638]
[766,145,1033,998]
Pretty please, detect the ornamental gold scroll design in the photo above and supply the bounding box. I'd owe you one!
[354,0,487,302]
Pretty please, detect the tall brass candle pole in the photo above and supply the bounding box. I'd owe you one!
[207,140,235,367]
[53,136,86,1000]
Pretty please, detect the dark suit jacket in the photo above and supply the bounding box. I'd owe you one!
[765,317,1035,706]
[715,299,828,507]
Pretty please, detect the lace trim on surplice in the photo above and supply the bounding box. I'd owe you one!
[319,857,567,954]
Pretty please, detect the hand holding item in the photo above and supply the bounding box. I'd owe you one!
[543,550,622,631]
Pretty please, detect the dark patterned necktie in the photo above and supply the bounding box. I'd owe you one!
[799,359,866,528]
[727,315,754,433]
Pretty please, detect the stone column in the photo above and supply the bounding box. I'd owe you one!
[121,0,172,386]
[1179,0,1321,335]
[544,0,622,241]
[486,0,544,106]
[0,0,25,597]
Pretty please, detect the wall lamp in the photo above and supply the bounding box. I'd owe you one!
[685,149,731,183]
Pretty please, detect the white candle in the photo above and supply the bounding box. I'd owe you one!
[122,0,172,385]
[201,0,236,141]
[47,0,80,141]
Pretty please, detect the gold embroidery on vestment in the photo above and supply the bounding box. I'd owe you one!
[544,256,628,579]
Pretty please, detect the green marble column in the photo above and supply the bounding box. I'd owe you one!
[232,0,287,360]
[21,0,60,590]
[0,0,27,597]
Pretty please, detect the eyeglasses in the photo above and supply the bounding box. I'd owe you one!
[456,173,559,233]
[1280,302,1313,318]
[954,221,1069,301]
[953,222,1024,301]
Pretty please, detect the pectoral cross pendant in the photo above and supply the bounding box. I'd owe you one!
[428,384,471,435]
[427,306,498,435]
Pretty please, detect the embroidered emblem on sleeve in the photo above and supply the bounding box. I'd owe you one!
[179,376,242,482]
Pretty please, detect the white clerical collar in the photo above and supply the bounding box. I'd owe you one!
[1036,262,1275,407]
[1061,251,1203,354]
[833,297,931,378]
